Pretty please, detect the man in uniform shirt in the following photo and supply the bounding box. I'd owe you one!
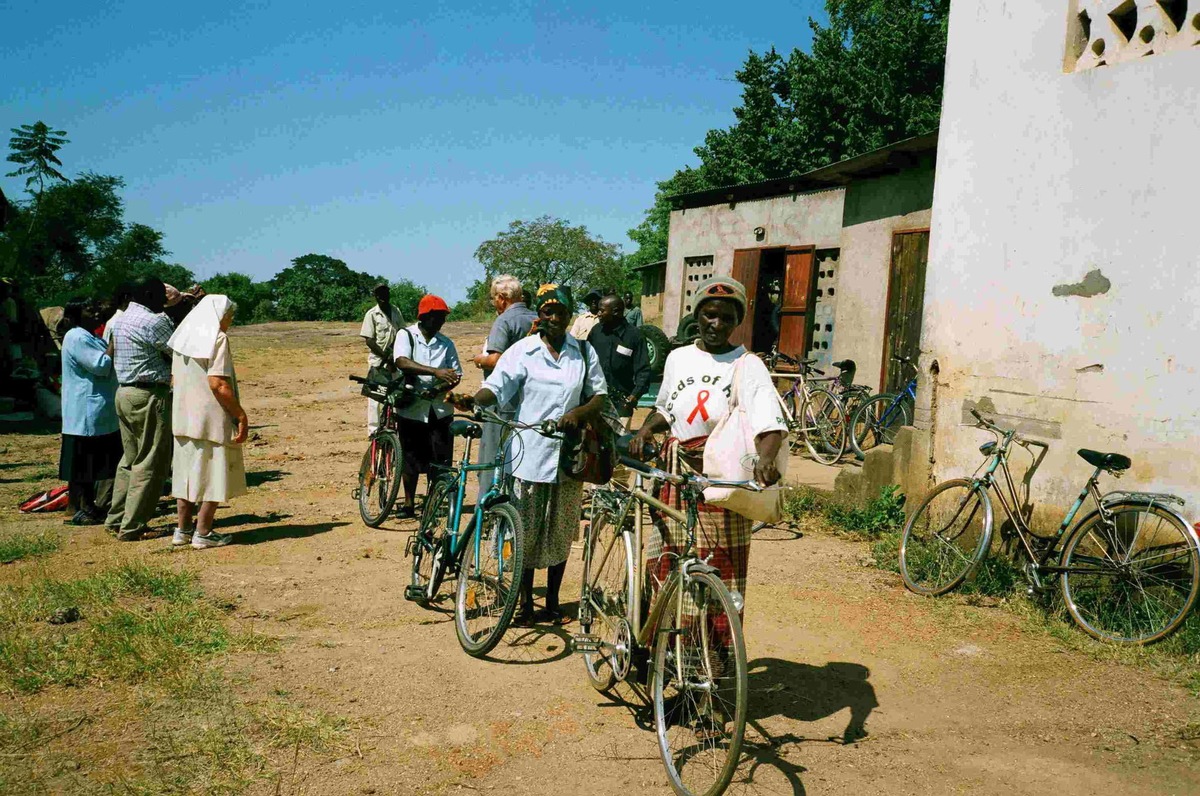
[587,294,651,430]
[569,289,602,340]
[623,291,643,328]
[393,295,462,518]
[472,274,537,495]
[359,283,404,435]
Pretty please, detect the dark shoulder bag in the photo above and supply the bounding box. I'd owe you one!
[562,341,618,484]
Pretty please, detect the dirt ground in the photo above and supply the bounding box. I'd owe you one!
[2,320,1199,795]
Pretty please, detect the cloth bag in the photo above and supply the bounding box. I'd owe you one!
[701,354,789,523]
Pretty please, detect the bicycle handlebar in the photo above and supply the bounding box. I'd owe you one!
[471,406,565,439]
[618,454,765,492]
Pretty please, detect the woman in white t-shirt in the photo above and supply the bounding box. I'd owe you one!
[630,276,786,723]
[167,295,250,549]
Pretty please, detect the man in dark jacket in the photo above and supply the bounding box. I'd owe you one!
[587,294,651,430]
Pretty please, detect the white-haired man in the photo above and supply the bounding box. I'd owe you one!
[472,274,537,495]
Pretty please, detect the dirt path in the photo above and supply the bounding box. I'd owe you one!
[2,321,1198,795]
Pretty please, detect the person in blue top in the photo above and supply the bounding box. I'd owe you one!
[58,298,122,525]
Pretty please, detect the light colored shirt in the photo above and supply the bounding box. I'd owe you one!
[392,324,462,423]
[483,334,608,484]
[485,302,538,375]
[569,312,599,340]
[101,308,124,345]
[626,306,644,327]
[61,327,118,437]
[654,344,787,442]
[359,304,405,368]
[172,333,238,445]
[111,302,174,384]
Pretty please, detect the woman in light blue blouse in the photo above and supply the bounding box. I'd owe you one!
[58,299,121,525]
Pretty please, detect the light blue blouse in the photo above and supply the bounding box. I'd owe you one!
[483,334,608,484]
[61,327,118,437]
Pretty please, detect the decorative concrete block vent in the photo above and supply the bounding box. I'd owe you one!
[1066,0,1200,72]
[809,249,840,373]
[682,255,715,314]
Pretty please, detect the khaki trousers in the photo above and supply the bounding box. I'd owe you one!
[106,385,173,532]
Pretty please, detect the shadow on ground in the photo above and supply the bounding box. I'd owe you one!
[233,521,348,545]
[246,470,288,487]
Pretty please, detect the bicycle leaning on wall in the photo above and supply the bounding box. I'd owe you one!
[899,407,1200,645]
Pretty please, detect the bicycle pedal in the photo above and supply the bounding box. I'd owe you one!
[572,634,603,654]
[351,488,361,500]
[403,585,426,602]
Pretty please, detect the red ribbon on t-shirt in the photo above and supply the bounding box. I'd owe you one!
[687,390,711,424]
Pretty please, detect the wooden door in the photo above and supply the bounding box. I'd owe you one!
[729,249,761,348]
[881,230,930,391]
[778,247,816,357]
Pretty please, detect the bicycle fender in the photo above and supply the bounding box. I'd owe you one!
[481,493,511,510]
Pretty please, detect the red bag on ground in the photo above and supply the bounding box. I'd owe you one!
[19,485,69,513]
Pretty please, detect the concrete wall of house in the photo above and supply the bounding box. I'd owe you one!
[663,189,844,336]
[917,0,1200,519]
[832,156,936,391]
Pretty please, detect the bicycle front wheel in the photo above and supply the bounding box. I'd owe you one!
[358,432,401,527]
[1060,503,1200,644]
[579,507,635,692]
[455,502,524,657]
[410,477,454,604]
[850,394,909,460]
[652,570,747,796]
[899,479,993,595]
[800,388,846,465]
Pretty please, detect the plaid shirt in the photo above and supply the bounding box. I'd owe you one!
[111,302,174,385]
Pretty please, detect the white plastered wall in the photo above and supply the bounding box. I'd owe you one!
[922,0,1200,515]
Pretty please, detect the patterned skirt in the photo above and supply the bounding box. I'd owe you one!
[513,475,584,570]
[649,436,752,650]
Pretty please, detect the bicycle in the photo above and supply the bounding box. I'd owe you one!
[899,407,1200,644]
[574,442,768,796]
[770,357,848,465]
[848,356,917,460]
[407,408,562,657]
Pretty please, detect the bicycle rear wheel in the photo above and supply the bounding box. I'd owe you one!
[409,477,454,604]
[899,479,993,595]
[455,502,524,657]
[358,432,401,527]
[579,507,635,692]
[800,388,846,465]
[652,570,747,796]
[850,394,909,460]
[1060,503,1200,644]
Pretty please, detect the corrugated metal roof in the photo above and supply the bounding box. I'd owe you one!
[668,131,938,210]
[629,259,667,271]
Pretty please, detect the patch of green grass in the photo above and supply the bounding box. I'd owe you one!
[959,554,1023,598]
[255,700,351,753]
[0,530,61,564]
[0,563,228,693]
[19,467,57,483]
[781,486,825,518]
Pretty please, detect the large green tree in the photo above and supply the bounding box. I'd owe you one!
[203,271,273,324]
[6,122,69,197]
[626,0,950,264]
[474,216,627,299]
[270,254,385,322]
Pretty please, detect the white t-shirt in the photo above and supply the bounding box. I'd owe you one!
[654,344,787,442]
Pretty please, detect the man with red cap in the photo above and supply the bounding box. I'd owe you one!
[392,294,462,518]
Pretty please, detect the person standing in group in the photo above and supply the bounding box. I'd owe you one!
[359,283,404,435]
[623,291,643,328]
[105,277,175,541]
[569,289,602,340]
[58,299,122,525]
[472,284,608,625]
[588,293,651,431]
[471,274,537,496]
[101,283,134,346]
[167,295,248,548]
[392,295,462,519]
[630,277,786,726]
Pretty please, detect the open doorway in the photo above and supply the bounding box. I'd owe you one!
[751,248,786,352]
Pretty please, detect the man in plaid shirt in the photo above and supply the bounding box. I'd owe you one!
[105,277,175,540]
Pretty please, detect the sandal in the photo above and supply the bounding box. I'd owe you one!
[393,505,416,520]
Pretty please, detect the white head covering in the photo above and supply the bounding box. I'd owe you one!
[167,294,236,360]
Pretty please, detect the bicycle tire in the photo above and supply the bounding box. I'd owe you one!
[358,432,401,527]
[410,477,454,604]
[455,501,524,657]
[799,388,846,465]
[579,508,636,692]
[1059,502,1200,645]
[784,391,805,454]
[899,479,993,596]
[849,393,910,460]
[652,570,748,796]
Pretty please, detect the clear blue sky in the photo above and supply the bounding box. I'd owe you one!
[2,0,824,301]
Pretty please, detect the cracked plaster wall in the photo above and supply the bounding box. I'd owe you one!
[919,0,1200,513]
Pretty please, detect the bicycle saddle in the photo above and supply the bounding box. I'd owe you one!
[832,359,856,371]
[1077,449,1131,472]
[449,419,483,439]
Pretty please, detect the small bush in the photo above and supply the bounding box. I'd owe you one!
[0,530,61,564]
[781,486,824,520]
[826,485,907,539]
[960,554,1022,598]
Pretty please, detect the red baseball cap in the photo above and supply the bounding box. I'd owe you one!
[417,294,450,317]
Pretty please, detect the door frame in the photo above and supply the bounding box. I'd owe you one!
[878,227,931,390]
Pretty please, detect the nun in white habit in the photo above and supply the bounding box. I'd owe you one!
[167,295,249,548]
